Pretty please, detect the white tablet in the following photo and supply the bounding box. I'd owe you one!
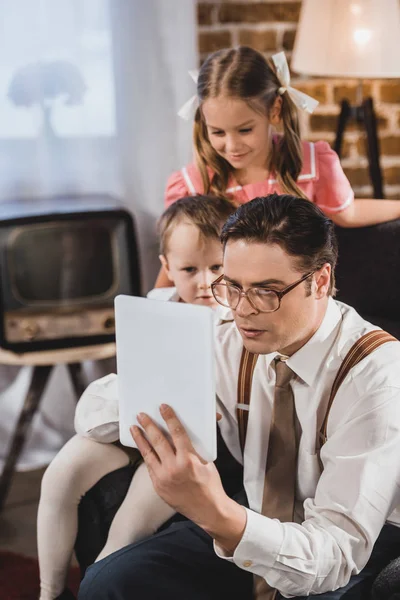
[115,294,217,462]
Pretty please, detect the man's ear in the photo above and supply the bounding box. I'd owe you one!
[314,264,331,298]
[159,254,170,275]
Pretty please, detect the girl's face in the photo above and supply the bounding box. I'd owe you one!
[160,221,223,308]
[201,96,281,171]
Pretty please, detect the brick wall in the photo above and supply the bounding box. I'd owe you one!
[197,0,400,199]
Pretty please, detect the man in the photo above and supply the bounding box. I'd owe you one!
[78,194,400,600]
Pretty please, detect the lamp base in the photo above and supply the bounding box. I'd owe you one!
[334,97,385,199]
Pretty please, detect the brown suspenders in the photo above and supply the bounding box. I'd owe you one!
[237,349,259,454]
[237,330,397,456]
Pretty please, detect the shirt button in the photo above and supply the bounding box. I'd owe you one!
[243,560,253,568]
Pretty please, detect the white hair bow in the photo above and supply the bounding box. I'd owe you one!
[272,51,319,114]
[177,70,199,121]
[177,53,318,121]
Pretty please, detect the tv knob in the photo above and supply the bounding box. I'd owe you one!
[103,316,115,330]
[23,322,40,340]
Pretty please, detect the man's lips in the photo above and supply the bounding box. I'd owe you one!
[239,326,266,338]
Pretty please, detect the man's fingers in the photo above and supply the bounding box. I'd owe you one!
[130,425,159,469]
[136,413,176,460]
[159,404,194,453]
[217,412,222,422]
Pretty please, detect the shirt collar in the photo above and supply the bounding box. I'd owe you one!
[218,299,343,387]
[147,286,180,302]
[258,298,342,385]
[215,305,235,323]
[285,298,342,386]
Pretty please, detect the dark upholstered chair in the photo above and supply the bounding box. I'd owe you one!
[75,219,400,598]
[371,557,400,600]
[334,220,400,339]
[75,464,137,572]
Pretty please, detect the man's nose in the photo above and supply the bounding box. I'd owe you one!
[235,294,258,317]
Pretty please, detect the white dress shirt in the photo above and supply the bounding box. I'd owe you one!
[214,298,400,597]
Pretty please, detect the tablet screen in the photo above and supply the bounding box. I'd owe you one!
[115,295,217,462]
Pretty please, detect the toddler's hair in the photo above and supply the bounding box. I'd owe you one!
[158,195,236,255]
[193,46,307,200]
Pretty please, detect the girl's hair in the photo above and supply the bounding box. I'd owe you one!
[193,46,307,199]
[221,193,338,295]
[158,194,236,255]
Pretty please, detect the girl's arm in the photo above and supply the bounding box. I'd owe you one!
[330,199,400,228]
[313,142,400,227]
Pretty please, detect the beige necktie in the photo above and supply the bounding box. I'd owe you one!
[254,358,297,600]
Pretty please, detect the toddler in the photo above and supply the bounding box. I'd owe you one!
[37,194,235,600]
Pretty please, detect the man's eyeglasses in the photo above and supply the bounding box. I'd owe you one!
[211,271,314,313]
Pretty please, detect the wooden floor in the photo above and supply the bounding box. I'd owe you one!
[0,467,45,558]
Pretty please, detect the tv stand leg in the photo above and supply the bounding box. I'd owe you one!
[67,362,86,400]
[0,365,52,511]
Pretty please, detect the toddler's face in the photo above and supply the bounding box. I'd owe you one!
[160,221,223,308]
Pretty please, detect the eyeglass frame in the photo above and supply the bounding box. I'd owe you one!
[211,271,315,313]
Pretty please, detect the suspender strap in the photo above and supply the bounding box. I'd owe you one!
[237,330,397,455]
[237,348,259,454]
[318,329,396,447]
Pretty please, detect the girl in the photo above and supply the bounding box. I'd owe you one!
[157,47,400,286]
[168,47,400,221]
[37,195,235,600]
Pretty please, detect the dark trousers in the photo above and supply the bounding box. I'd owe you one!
[77,432,400,599]
[78,516,400,600]
[78,517,253,600]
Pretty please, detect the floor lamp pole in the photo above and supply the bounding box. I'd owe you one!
[333,96,385,199]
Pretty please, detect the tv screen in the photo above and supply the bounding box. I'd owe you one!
[8,223,115,304]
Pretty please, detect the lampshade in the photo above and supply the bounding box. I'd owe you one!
[292,0,400,78]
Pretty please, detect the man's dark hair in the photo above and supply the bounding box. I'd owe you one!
[220,193,338,295]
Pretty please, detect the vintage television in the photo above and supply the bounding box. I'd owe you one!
[0,194,141,353]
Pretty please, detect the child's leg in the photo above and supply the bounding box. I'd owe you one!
[37,435,130,600]
[95,461,176,562]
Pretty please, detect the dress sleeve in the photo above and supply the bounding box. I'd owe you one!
[313,141,354,214]
[164,169,190,208]
[74,373,120,443]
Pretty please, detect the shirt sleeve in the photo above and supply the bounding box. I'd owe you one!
[164,169,190,208]
[215,385,400,597]
[74,373,120,443]
[313,141,354,214]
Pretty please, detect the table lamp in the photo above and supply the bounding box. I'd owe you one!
[292,0,400,198]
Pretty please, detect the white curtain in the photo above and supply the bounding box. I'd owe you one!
[0,0,197,470]
[110,0,197,291]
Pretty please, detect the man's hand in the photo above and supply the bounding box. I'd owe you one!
[130,404,246,553]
